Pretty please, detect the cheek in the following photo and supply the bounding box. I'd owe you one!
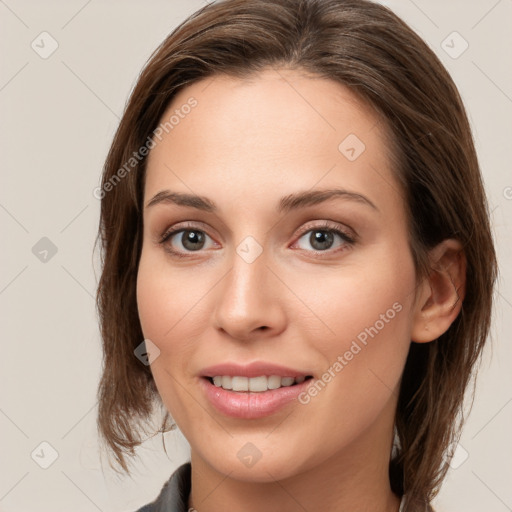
[136,249,214,418]
[288,251,416,354]
[136,248,211,345]
[287,247,416,412]
[136,258,187,428]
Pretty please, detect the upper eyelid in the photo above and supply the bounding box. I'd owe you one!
[295,220,355,238]
[160,220,215,239]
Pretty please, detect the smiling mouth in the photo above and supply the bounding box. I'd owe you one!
[205,375,314,392]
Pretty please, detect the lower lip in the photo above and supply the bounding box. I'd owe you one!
[200,378,312,419]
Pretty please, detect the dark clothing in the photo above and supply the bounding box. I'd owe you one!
[136,462,191,512]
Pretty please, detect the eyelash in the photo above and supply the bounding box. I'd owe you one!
[158,220,356,259]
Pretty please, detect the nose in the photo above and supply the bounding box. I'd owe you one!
[212,244,287,342]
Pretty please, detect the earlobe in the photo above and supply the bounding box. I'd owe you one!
[411,239,466,343]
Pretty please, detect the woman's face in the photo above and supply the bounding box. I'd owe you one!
[137,68,419,481]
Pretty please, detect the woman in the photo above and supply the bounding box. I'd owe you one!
[95,0,497,510]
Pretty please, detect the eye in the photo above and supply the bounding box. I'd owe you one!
[293,221,355,255]
[159,223,217,257]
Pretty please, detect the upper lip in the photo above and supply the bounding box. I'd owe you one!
[200,361,311,379]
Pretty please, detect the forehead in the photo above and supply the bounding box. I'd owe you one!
[144,68,401,215]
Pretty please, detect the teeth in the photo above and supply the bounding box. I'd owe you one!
[232,376,248,391]
[222,376,232,390]
[268,375,281,390]
[211,375,307,392]
[249,375,267,392]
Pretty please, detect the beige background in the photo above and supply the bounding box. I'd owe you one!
[1,0,511,510]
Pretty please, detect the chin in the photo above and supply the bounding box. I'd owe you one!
[194,438,318,484]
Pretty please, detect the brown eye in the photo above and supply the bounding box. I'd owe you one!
[174,230,207,251]
[159,224,217,258]
[307,230,336,251]
[295,226,354,253]
[163,229,211,252]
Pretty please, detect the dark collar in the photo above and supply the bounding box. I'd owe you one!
[137,462,191,512]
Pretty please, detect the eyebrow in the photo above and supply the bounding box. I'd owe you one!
[145,188,378,213]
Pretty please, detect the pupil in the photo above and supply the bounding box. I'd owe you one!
[183,230,204,250]
[311,230,333,250]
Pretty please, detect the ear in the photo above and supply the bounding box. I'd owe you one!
[411,239,466,343]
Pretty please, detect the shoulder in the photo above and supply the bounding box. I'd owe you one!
[134,506,155,512]
[133,462,191,512]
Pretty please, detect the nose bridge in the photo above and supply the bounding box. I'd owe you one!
[224,237,270,313]
[213,233,284,338]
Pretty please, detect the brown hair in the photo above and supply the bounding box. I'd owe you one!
[95,0,497,506]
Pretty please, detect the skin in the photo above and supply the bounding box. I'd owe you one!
[136,67,465,512]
